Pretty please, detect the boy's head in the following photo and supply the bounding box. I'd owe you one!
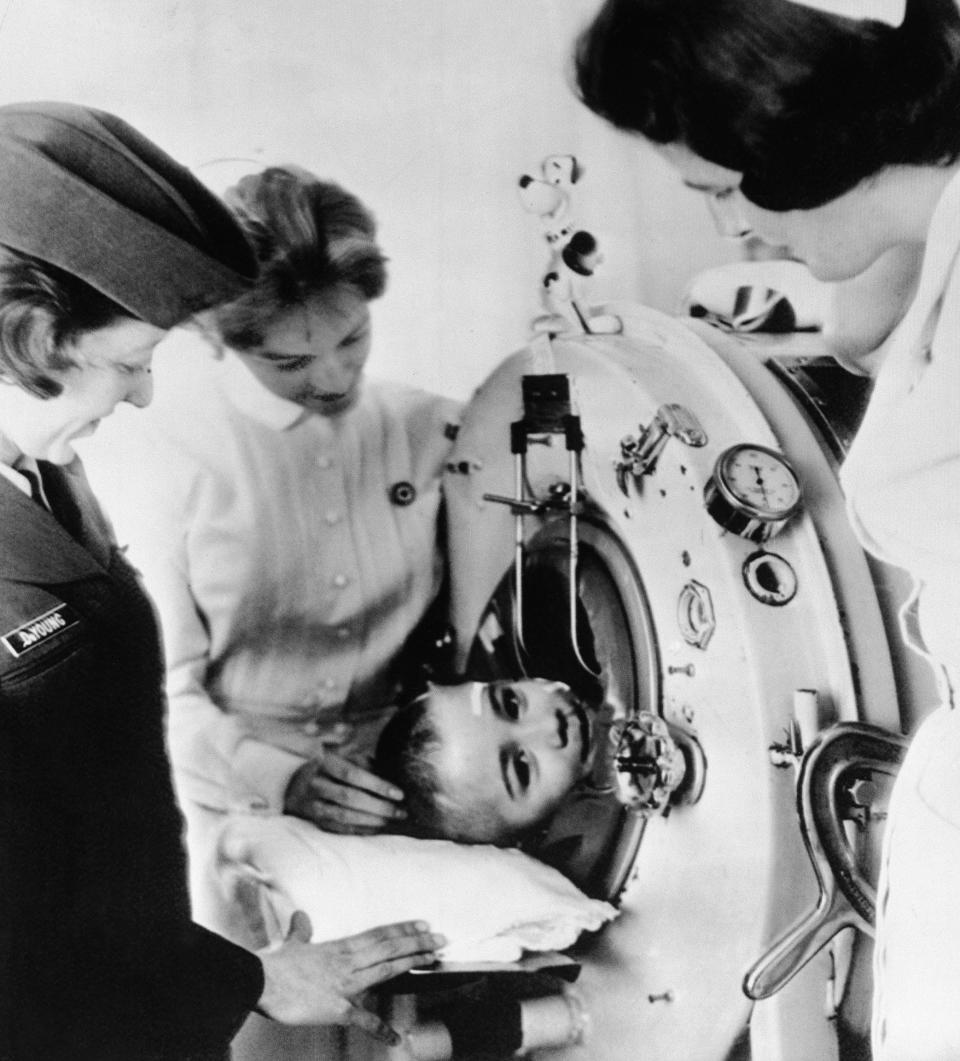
[374,678,596,846]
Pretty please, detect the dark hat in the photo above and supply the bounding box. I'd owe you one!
[0,101,258,327]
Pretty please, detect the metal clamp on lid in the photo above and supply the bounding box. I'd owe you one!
[607,711,706,816]
[483,373,593,672]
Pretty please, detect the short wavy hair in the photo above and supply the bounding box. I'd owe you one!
[215,165,387,350]
[0,249,132,398]
[574,0,960,210]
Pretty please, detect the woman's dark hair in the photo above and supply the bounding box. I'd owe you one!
[0,248,132,398]
[574,0,960,209]
[215,165,387,350]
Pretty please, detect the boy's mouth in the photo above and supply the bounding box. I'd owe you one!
[571,701,593,763]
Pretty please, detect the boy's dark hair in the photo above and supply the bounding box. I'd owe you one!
[374,694,452,840]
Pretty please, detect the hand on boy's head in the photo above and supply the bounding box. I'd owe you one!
[284,752,407,835]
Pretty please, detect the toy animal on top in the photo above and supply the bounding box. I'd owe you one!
[517,154,621,337]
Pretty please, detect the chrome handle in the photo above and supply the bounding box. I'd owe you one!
[744,721,908,1000]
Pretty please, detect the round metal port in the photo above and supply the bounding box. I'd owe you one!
[743,551,798,607]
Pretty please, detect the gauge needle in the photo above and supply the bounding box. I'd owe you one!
[751,464,769,503]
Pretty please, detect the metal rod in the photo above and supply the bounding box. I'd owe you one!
[513,449,527,655]
[566,448,597,675]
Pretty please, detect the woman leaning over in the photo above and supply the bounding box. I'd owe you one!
[82,164,461,940]
[0,102,441,1061]
[573,1,960,1057]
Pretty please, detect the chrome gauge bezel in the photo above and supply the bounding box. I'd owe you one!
[705,443,803,542]
[712,443,802,522]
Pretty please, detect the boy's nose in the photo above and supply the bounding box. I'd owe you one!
[521,710,569,749]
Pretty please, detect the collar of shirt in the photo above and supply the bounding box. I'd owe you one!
[220,348,313,431]
[0,431,33,498]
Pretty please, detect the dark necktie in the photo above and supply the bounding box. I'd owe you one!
[21,462,83,540]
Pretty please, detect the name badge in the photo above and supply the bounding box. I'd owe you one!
[2,603,80,658]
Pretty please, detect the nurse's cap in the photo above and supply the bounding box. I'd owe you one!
[0,101,258,327]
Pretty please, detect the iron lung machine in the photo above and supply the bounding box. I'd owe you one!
[422,303,938,1061]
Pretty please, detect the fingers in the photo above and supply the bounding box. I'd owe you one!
[350,949,441,994]
[311,816,383,836]
[320,752,404,803]
[295,754,407,831]
[340,920,446,970]
[306,778,406,828]
[307,796,401,833]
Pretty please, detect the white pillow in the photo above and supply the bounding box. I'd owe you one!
[216,814,617,963]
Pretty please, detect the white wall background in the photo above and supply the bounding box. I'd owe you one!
[0,0,737,400]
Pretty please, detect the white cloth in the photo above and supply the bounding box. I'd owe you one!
[82,329,461,815]
[0,460,35,499]
[216,814,617,963]
[0,431,36,499]
[840,168,960,693]
[784,0,905,26]
[870,705,960,1060]
[838,167,960,1060]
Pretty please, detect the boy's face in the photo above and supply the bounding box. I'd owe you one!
[423,679,595,840]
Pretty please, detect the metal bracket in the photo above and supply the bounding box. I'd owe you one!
[481,373,596,675]
[615,403,707,495]
[609,711,705,816]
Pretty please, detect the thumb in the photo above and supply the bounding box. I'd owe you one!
[348,1003,402,1047]
[286,909,313,944]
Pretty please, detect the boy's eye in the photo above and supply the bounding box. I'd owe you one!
[513,750,531,791]
[501,686,522,720]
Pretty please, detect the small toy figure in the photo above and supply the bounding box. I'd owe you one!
[517,154,621,336]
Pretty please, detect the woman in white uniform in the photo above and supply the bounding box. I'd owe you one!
[572,1,959,1057]
[85,166,460,934]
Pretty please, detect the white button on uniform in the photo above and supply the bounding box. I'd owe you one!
[332,573,349,588]
[322,677,338,690]
[336,626,350,640]
[324,511,343,525]
[302,720,322,736]
[317,455,332,469]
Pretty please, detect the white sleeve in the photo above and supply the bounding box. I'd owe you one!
[159,532,306,814]
[84,417,306,814]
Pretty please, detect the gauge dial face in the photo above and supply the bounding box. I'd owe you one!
[716,444,801,520]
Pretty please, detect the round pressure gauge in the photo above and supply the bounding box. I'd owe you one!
[704,443,802,542]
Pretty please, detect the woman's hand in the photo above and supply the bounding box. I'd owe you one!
[284,752,406,833]
[257,910,444,1039]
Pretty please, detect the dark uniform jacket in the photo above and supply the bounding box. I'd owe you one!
[0,460,264,1060]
